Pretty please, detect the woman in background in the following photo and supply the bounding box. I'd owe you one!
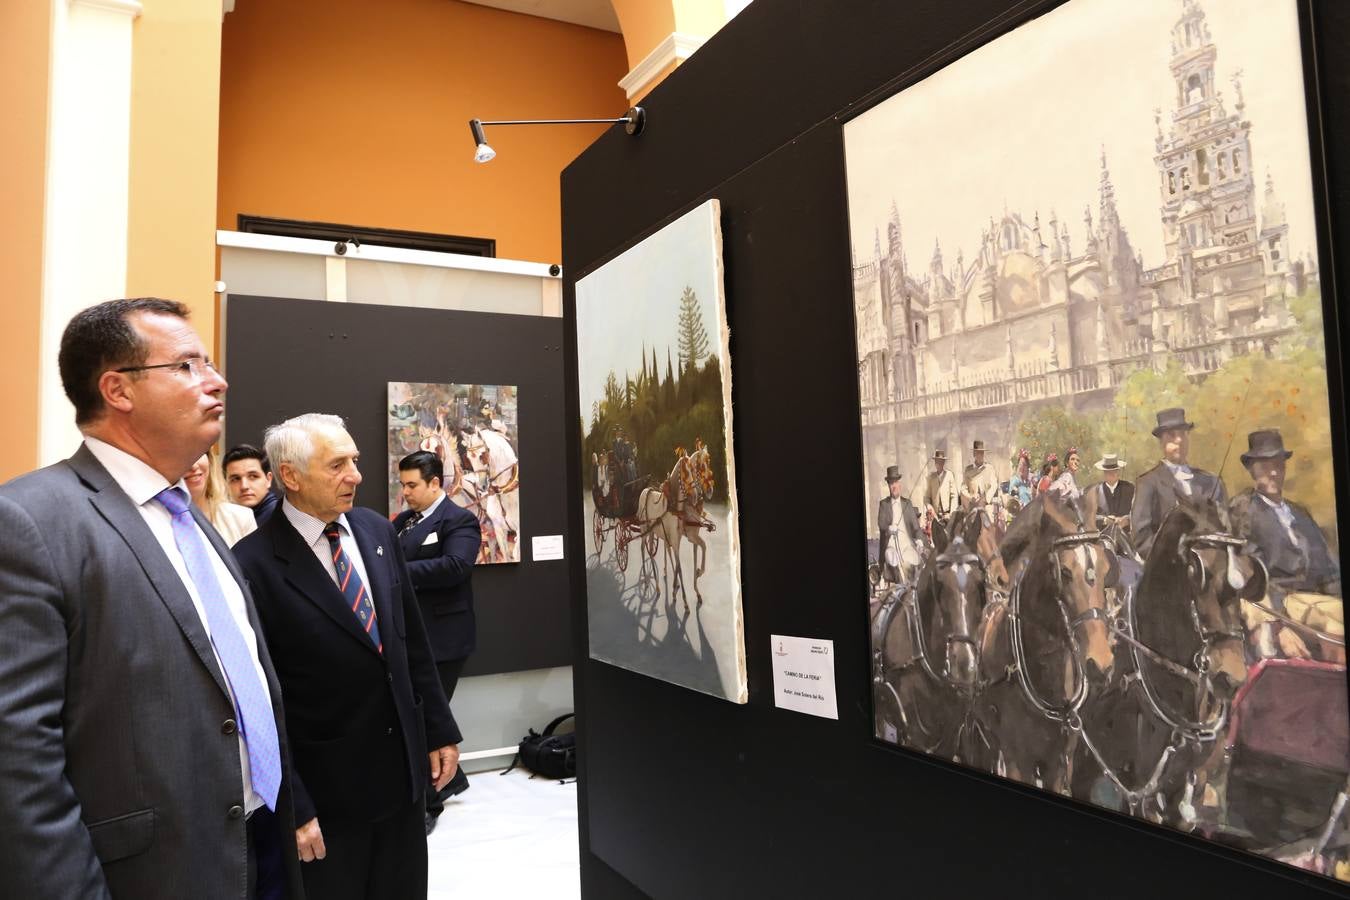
[186,445,257,546]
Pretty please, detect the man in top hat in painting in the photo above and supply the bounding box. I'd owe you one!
[878,466,923,586]
[961,439,1000,509]
[1229,429,1339,601]
[1131,407,1226,559]
[924,449,959,526]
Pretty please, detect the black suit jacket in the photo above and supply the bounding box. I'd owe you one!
[393,496,482,662]
[1131,462,1226,559]
[0,446,303,899]
[233,505,461,825]
[1090,479,1135,522]
[1230,489,1339,594]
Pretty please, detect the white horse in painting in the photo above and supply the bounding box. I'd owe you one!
[636,448,715,613]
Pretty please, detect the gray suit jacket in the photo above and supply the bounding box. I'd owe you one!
[1130,461,1226,559]
[0,445,304,899]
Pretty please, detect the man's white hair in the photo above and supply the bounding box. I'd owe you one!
[264,413,349,477]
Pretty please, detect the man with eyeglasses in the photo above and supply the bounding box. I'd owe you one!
[0,298,303,899]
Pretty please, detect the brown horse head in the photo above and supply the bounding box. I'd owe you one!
[931,537,986,689]
[1041,495,1117,682]
[1151,496,1260,700]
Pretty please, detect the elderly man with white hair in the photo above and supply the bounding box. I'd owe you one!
[232,413,461,900]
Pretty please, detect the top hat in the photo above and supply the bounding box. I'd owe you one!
[1152,407,1195,437]
[972,440,985,451]
[932,449,948,462]
[1094,453,1126,471]
[884,465,903,483]
[1241,429,1293,466]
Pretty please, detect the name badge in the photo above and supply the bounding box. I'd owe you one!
[422,532,439,546]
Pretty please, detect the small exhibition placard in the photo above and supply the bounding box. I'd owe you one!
[531,534,565,561]
[770,635,838,719]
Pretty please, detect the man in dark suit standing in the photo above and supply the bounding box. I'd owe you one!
[234,414,461,900]
[1130,407,1227,559]
[0,298,302,899]
[877,465,923,586]
[394,450,480,831]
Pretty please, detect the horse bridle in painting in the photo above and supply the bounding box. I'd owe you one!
[1005,530,1113,725]
[1110,530,1258,741]
[873,543,988,694]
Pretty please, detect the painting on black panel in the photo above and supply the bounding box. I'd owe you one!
[847,0,1347,880]
[575,200,748,703]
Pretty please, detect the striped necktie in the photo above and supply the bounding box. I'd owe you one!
[323,522,383,654]
[155,487,281,810]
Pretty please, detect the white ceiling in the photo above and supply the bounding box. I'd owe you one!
[459,0,621,34]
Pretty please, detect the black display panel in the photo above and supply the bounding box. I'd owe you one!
[561,0,1350,896]
[224,295,571,677]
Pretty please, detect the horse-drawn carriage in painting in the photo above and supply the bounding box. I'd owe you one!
[590,428,656,573]
[870,491,1350,877]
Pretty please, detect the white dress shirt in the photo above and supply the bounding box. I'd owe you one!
[1257,492,1303,548]
[419,490,447,521]
[281,500,376,595]
[1163,459,1194,496]
[84,437,269,814]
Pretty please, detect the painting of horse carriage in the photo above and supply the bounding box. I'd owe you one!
[387,381,520,563]
[848,0,1348,880]
[575,199,747,703]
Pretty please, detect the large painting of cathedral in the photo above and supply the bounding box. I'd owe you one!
[848,0,1346,881]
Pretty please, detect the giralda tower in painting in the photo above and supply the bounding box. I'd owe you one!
[1153,0,1289,330]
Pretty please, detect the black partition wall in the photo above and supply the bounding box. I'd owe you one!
[224,295,570,676]
[561,1,1350,897]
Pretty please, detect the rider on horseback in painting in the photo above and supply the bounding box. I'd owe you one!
[878,466,923,587]
[1131,408,1228,560]
[924,449,959,531]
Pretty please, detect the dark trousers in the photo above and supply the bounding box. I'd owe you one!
[427,656,468,813]
[246,806,286,900]
[299,798,427,900]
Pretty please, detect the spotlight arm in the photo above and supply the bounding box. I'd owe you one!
[469,106,645,140]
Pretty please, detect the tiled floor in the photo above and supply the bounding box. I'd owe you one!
[427,767,580,900]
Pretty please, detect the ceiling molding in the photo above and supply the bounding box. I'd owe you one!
[71,0,143,16]
[618,31,704,101]
[458,0,620,34]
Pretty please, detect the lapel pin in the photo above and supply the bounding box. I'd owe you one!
[376,546,384,556]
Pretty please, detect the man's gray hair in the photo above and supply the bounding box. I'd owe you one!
[264,413,349,476]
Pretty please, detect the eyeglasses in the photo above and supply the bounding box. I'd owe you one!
[115,357,220,379]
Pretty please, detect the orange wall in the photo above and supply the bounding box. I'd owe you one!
[217,0,629,265]
[127,0,223,342]
[610,0,675,71]
[0,0,51,481]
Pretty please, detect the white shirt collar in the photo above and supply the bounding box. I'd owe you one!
[281,498,352,549]
[420,490,447,519]
[1256,492,1290,513]
[1163,459,1193,475]
[83,436,186,507]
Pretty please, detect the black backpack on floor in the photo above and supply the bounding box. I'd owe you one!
[504,713,576,781]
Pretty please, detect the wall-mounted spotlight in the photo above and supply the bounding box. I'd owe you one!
[468,107,646,164]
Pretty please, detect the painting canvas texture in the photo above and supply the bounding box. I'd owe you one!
[849,0,1347,879]
[387,382,520,564]
[576,199,747,703]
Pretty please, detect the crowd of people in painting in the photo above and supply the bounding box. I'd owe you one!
[877,407,1342,663]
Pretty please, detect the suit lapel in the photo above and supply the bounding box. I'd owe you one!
[271,513,382,657]
[68,446,232,702]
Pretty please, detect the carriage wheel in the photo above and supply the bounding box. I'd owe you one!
[592,508,605,554]
[616,532,630,571]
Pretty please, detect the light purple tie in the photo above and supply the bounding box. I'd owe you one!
[156,486,281,810]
